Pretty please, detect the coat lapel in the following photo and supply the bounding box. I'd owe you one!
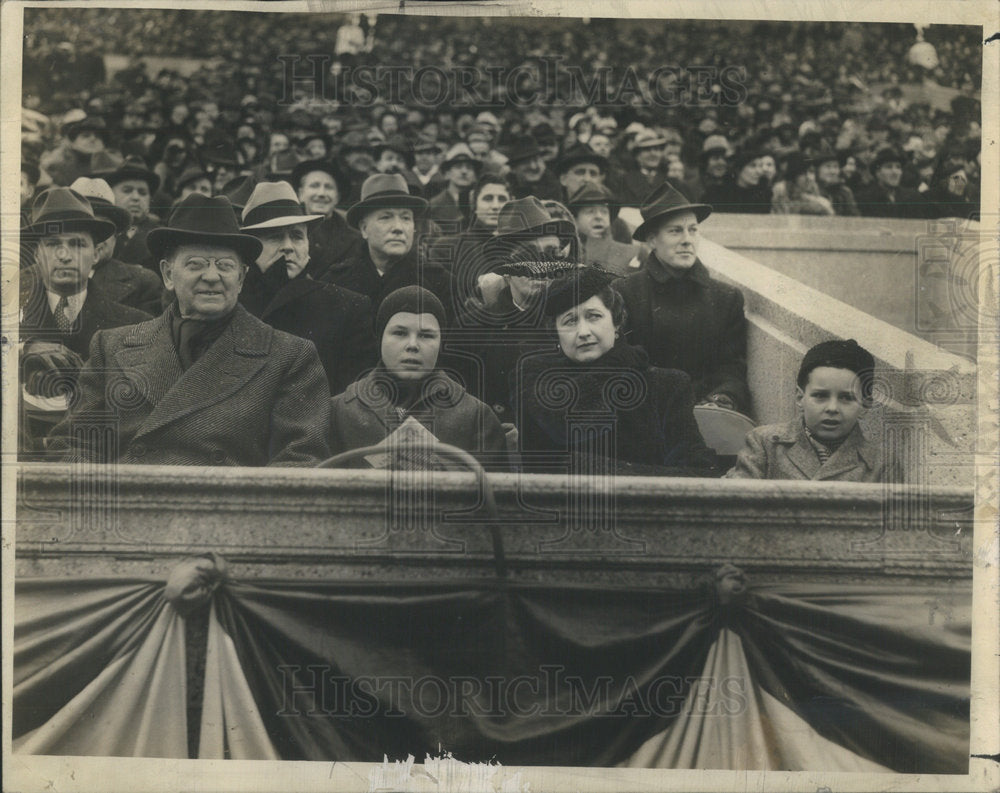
[816,426,871,480]
[781,423,823,480]
[262,275,322,319]
[131,306,272,439]
[113,312,184,411]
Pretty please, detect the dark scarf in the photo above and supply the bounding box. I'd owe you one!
[168,302,235,370]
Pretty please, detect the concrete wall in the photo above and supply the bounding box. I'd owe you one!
[701,214,983,361]
[16,464,973,588]
[698,236,977,489]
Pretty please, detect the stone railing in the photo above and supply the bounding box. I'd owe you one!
[16,464,973,587]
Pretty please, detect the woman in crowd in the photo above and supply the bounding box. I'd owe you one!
[516,267,718,476]
[770,153,835,215]
[814,147,860,216]
[329,286,510,471]
[439,174,512,289]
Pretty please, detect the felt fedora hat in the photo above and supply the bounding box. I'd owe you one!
[23,187,117,243]
[632,182,712,241]
[68,177,131,233]
[483,196,578,257]
[147,194,263,263]
[555,144,608,175]
[566,182,621,220]
[440,142,482,173]
[240,181,325,230]
[372,134,415,168]
[504,136,546,165]
[346,173,427,228]
[220,174,258,215]
[90,151,161,194]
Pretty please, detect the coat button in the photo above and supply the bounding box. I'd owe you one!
[131,442,146,457]
[211,449,226,463]
[493,404,506,416]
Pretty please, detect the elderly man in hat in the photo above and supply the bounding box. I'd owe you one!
[566,183,640,277]
[238,181,377,394]
[19,188,152,455]
[457,196,580,419]
[91,152,163,272]
[46,193,331,466]
[288,158,365,279]
[505,136,563,202]
[614,183,750,414]
[427,143,482,231]
[855,147,927,219]
[69,177,164,314]
[320,173,453,319]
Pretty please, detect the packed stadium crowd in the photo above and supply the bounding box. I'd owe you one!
[15,9,983,481]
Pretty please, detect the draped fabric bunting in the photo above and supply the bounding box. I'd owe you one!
[13,566,971,773]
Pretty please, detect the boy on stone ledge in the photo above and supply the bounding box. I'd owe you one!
[725,339,887,482]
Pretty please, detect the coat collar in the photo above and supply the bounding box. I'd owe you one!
[113,303,273,438]
[644,253,712,287]
[343,368,466,417]
[773,419,877,480]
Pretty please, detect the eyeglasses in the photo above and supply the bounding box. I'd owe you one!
[182,256,241,274]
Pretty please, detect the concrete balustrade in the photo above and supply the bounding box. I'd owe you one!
[698,235,977,489]
[16,464,973,588]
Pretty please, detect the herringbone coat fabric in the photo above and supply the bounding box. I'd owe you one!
[48,304,331,466]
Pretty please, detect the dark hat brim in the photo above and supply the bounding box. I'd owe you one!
[23,215,117,245]
[442,155,483,173]
[633,203,712,241]
[556,152,608,175]
[290,160,350,198]
[483,217,579,258]
[88,200,132,234]
[102,166,161,195]
[146,227,263,264]
[346,192,428,229]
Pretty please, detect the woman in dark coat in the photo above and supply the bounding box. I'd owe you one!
[921,158,980,221]
[515,268,717,477]
[329,286,510,471]
[239,181,377,395]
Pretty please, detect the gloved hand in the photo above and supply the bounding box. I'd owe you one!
[21,341,84,397]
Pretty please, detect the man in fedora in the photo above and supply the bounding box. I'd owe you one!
[319,173,453,320]
[90,151,162,271]
[614,183,750,414]
[506,136,563,202]
[69,177,164,314]
[556,144,634,244]
[239,181,377,394]
[427,143,482,230]
[411,134,446,197]
[19,187,152,455]
[46,193,331,466]
[607,129,687,209]
[566,183,640,277]
[457,197,580,418]
[855,147,926,219]
[288,158,365,279]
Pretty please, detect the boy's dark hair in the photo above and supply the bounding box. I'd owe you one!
[797,339,876,406]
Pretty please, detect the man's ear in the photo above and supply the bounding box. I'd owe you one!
[794,385,805,413]
[159,258,174,290]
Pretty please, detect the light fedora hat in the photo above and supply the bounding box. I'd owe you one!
[240,181,325,231]
[69,177,131,234]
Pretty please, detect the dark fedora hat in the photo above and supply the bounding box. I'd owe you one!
[62,112,107,140]
[289,158,350,199]
[265,150,304,180]
[220,174,258,215]
[147,194,263,263]
[372,134,415,168]
[483,196,578,257]
[175,164,211,191]
[555,144,608,175]
[346,173,428,228]
[240,181,325,231]
[566,182,620,220]
[23,187,117,243]
[869,146,905,174]
[504,135,546,165]
[632,182,712,241]
[90,151,161,194]
[69,177,131,233]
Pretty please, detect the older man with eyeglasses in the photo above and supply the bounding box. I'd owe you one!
[47,193,331,466]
